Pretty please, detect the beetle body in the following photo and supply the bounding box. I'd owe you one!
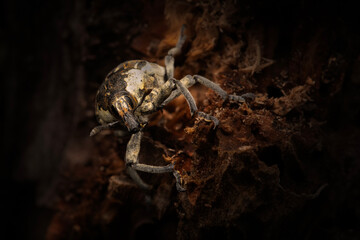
[95,60,168,132]
[91,26,254,191]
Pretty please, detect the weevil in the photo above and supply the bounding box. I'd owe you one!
[90,26,254,191]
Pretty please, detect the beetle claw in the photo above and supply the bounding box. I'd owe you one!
[197,111,219,129]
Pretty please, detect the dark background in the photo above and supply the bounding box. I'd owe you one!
[2,0,360,239]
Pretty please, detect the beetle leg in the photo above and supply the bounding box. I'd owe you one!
[165,55,175,80]
[160,75,195,107]
[197,111,219,127]
[173,170,186,192]
[126,131,185,191]
[138,80,175,114]
[125,131,152,190]
[168,25,186,56]
[161,74,255,107]
[171,77,219,128]
[193,75,255,102]
[172,78,198,116]
[165,25,186,80]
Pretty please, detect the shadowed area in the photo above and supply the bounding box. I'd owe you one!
[2,0,360,239]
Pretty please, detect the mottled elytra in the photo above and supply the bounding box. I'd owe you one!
[91,26,254,191]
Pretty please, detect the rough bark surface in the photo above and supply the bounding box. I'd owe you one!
[2,0,360,239]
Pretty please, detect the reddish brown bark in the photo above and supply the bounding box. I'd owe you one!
[3,0,360,239]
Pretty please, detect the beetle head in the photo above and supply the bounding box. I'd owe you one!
[111,92,140,133]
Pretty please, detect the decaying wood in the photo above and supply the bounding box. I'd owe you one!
[4,0,360,239]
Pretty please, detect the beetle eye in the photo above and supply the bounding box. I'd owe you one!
[124,96,134,109]
[111,105,121,118]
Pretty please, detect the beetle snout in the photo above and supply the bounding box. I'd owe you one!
[124,112,141,133]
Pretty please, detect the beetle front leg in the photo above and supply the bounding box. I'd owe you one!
[125,131,152,190]
[138,79,175,114]
[126,131,186,191]
[165,25,186,80]
[172,78,219,128]
[160,75,195,107]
